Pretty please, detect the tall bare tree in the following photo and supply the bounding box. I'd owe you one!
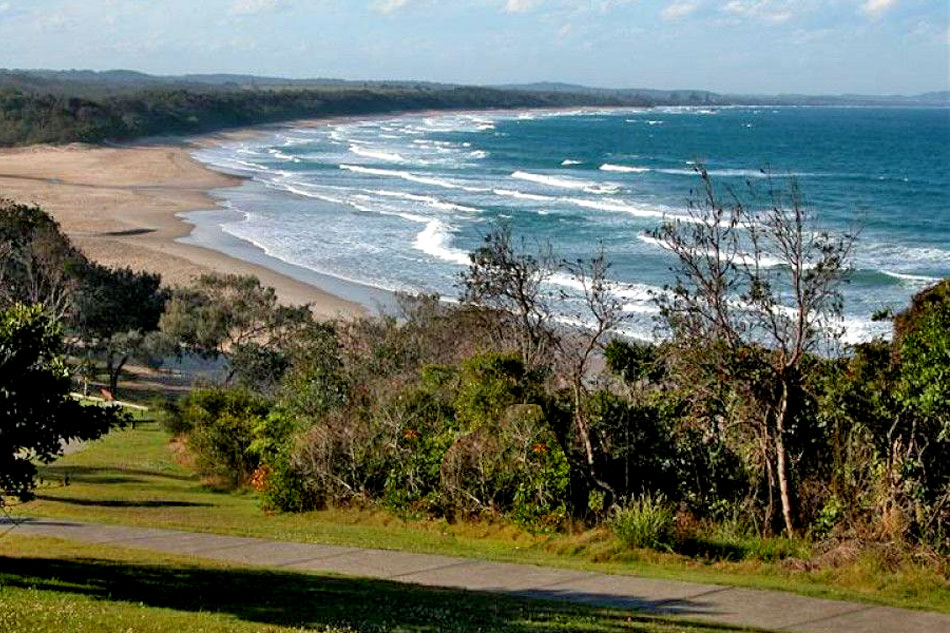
[559,246,628,505]
[654,168,855,535]
[460,225,558,370]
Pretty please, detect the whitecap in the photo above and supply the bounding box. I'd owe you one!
[414,220,471,266]
[880,270,943,286]
[511,170,620,194]
[339,165,487,192]
[492,188,559,203]
[367,189,480,214]
[349,144,408,163]
[600,163,651,174]
[637,233,788,268]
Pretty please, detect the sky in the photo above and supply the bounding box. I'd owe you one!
[0,0,947,95]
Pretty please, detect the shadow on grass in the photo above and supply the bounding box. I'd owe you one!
[0,556,751,633]
[34,495,213,509]
[39,465,196,483]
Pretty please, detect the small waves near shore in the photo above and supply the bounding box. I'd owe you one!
[191,106,950,343]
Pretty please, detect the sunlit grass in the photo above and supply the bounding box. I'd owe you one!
[12,421,949,613]
[1,536,739,633]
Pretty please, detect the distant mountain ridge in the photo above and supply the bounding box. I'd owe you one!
[498,81,950,107]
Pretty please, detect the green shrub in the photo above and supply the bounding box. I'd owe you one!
[179,388,271,487]
[154,397,188,435]
[813,496,845,539]
[257,450,319,512]
[611,494,675,550]
[380,388,459,516]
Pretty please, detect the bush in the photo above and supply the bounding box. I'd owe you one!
[441,403,570,528]
[610,494,676,550]
[178,388,271,487]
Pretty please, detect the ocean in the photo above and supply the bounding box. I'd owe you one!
[189,106,950,343]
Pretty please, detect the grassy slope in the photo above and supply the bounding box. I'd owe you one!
[0,536,745,633]
[10,422,949,613]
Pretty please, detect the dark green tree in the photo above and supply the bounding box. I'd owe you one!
[0,304,124,503]
[159,273,312,387]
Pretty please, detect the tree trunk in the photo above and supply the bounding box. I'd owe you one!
[572,384,616,509]
[775,378,796,537]
[109,354,129,397]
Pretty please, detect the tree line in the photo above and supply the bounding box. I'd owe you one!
[0,83,650,147]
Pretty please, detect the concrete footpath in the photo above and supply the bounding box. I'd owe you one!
[8,518,949,633]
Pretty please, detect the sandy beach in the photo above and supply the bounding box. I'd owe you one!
[0,133,364,319]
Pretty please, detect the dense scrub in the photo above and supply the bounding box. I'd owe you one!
[0,83,649,146]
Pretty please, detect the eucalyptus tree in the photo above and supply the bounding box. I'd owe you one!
[653,169,855,535]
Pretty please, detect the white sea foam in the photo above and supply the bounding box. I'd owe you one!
[840,317,892,345]
[637,233,787,268]
[414,220,471,266]
[548,273,665,315]
[349,144,408,163]
[492,188,558,203]
[267,149,301,163]
[511,170,620,194]
[880,270,943,286]
[561,159,583,166]
[567,198,671,220]
[368,189,480,214]
[339,165,487,192]
[600,163,651,174]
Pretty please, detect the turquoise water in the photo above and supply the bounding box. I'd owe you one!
[191,106,950,342]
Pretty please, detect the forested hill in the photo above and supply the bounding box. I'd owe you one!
[0,70,653,146]
[2,69,946,147]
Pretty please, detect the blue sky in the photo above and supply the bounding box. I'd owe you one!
[1,0,947,94]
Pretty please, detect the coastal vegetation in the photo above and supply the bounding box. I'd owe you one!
[1,177,948,611]
[0,74,648,146]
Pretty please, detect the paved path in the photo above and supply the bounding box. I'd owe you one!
[7,518,948,632]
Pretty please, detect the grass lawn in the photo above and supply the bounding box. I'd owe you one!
[10,421,949,613]
[0,536,750,633]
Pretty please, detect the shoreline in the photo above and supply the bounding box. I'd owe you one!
[0,106,625,319]
[0,126,379,319]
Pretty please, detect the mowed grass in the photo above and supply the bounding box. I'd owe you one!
[0,536,747,633]
[11,422,950,613]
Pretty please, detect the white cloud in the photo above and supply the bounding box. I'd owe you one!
[231,0,282,15]
[373,0,410,13]
[722,1,793,24]
[661,1,700,21]
[862,0,898,18]
[504,0,544,13]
